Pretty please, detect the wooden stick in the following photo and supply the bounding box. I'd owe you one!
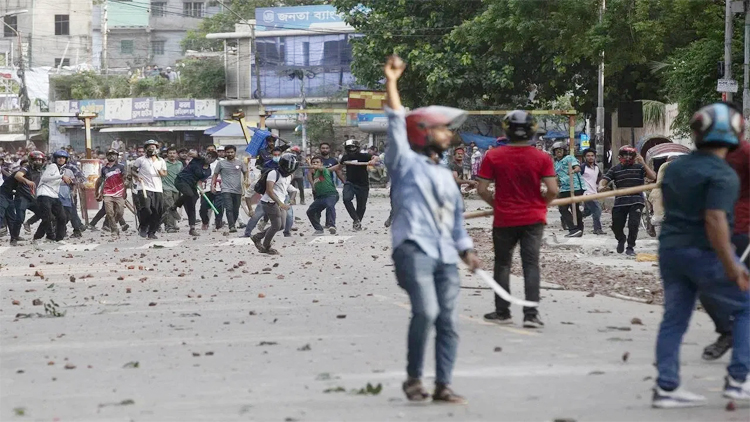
[464,183,658,220]
[568,162,577,223]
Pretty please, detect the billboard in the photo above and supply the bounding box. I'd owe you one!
[256,5,348,30]
[54,98,218,126]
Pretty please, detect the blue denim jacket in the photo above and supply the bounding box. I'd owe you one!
[385,106,473,264]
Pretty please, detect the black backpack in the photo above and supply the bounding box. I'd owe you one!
[253,168,281,195]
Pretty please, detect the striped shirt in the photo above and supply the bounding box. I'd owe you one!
[603,163,646,207]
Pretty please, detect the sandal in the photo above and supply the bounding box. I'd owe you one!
[264,248,279,255]
[402,378,429,402]
[432,384,467,405]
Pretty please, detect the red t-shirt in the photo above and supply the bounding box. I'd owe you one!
[726,141,749,235]
[477,145,555,228]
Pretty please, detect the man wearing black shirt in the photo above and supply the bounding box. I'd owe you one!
[341,139,373,231]
[10,153,43,245]
[599,146,656,256]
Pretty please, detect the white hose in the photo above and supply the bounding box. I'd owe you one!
[474,269,539,308]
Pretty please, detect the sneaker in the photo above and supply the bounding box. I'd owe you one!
[652,386,706,408]
[148,233,158,240]
[626,247,636,257]
[313,230,325,236]
[166,228,179,234]
[283,232,292,237]
[432,384,468,405]
[483,312,513,325]
[86,224,99,232]
[101,225,111,232]
[23,222,31,233]
[353,220,362,231]
[329,226,337,235]
[593,229,606,235]
[617,241,625,254]
[9,239,18,246]
[201,223,209,231]
[702,333,733,361]
[522,315,544,329]
[189,228,199,237]
[121,224,130,232]
[723,376,750,401]
[264,247,280,255]
[565,229,583,238]
[139,229,148,238]
[70,231,82,238]
[229,227,237,233]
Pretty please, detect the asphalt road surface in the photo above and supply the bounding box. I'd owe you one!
[0,192,744,421]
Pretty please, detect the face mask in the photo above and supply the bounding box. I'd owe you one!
[107,156,116,162]
[272,156,281,163]
[146,149,156,157]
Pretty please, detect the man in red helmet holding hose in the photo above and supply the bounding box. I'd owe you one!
[599,145,656,256]
[384,55,481,404]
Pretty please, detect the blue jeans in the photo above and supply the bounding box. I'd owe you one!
[657,247,750,390]
[0,193,17,234]
[392,241,460,385]
[306,194,338,231]
[11,196,35,240]
[700,233,750,335]
[582,199,603,232]
[243,203,265,237]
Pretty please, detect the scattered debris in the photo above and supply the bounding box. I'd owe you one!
[726,401,736,411]
[258,341,278,346]
[587,371,605,375]
[336,315,346,319]
[123,361,140,369]
[630,317,643,325]
[354,383,383,396]
[493,347,502,352]
[297,344,311,351]
[323,386,346,393]
[148,302,157,306]
[622,352,630,362]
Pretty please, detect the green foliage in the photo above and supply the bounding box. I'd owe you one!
[306,113,335,148]
[52,59,225,100]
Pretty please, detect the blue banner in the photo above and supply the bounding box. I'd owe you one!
[256,6,345,30]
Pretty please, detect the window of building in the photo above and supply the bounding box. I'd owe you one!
[3,16,17,38]
[54,58,70,67]
[54,15,69,36]
[256,38,285,66]
[121,40,134,54]
[302,42,310,67]
[151,2,167,17]
[183,2,205,18]
[151,40,165,56]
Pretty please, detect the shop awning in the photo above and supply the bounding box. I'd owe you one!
[208,122,259,138]
[98,126,213,133]
[0,133,39,142]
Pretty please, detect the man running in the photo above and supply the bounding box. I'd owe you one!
[306,156,339,235]
[384,55,480,404]
[477,111,558,328]
[95,149,127,238]
[250,153,298,255]
[173,151,217,237]
[11,152,42,243]
[212,145,246,233]
[552,141,585,237]
[131,140,167,239]
[35,150,71,242]
[340,139,375,231]
[652,102,750,408]
[161,147,183,233]
[201,145,224,230]
[580,148,605,235]
[0,159,19,245]
[599,146,656,256]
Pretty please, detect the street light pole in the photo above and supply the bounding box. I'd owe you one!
[595,0,606,165]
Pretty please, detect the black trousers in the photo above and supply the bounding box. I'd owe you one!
[174,178,199,227]
[343,182,369,222]
[222,192,242,229]
[558,190,584,233]
[137,190,164,235]
[34,196,66,241]
[200,191,224,227]
[611,204,644,248]
[493,224,544,317]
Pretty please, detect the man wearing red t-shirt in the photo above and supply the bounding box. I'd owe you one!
[477,111,559,328]
[699,139,750,361]
[95,150,127,237]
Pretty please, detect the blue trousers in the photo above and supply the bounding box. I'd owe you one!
[656,247,750,390]
[392,241,460,385]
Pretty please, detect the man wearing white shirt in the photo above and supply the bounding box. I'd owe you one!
[580,148,605,235]
[250,153,299,255]
[35,150,72,242]
[131,140,167,239]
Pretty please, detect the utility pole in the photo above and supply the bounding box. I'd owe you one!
[251,21,265,129]
[595,0,605,165]
[102,0,108,74]
[725,0,734,102]
[17,31,29,146]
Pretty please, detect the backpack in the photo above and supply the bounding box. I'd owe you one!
[253,168,281,195]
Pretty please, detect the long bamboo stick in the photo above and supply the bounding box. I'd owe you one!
[464,183,658,220]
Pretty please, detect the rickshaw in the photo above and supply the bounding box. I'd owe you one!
[635,135,692,236]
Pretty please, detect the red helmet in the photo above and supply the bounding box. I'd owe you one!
[406,106,467,151]
[29,151,45,161]
[618,146,637,165]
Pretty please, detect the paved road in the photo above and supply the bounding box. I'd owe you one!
[0,192,744,421]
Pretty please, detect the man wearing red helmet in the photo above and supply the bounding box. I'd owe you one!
[599,145,656,256]
[383,55,480,404]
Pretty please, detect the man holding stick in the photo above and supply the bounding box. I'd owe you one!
[384,55,480,404]
[477,111,559,328]
[95,150,127,238]
[652,102,749,407]
[599,146,656,256]
[552,141,585,237]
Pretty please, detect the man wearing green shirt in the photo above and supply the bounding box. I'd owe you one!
[306,156,339,235]
[161,147,183,233]
[552,141,585,237]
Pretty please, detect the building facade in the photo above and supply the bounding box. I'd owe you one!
[0,0,93,68]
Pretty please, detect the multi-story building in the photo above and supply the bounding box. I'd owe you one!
[0,0,93,68]
[92,0,219,71]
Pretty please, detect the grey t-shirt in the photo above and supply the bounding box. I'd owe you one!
[213,158,247,194]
